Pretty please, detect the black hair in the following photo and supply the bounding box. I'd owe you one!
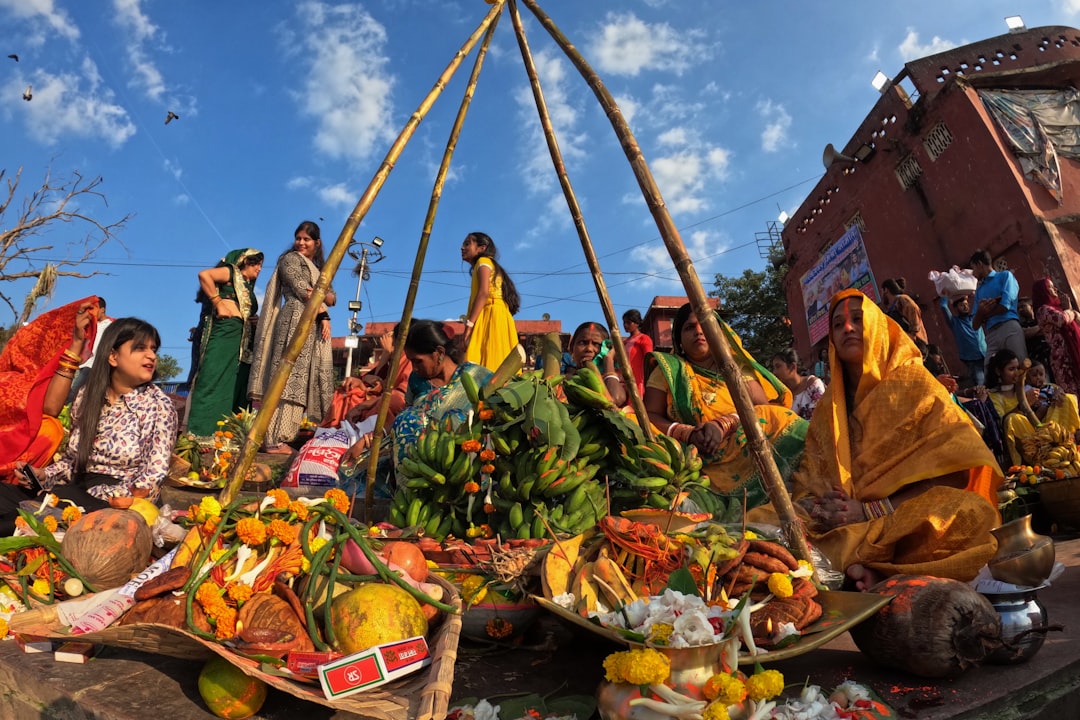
[239,252,265,269]
[770,347,800,368]
[75,318,162,478]
[622,309,643,326]
[570,321,610,347]
[282,220,326,269]
[969,249,992,268]
[465,232,520,315]
[882,278,907,296]
[987,348,1019,389]
[405,319,465,364]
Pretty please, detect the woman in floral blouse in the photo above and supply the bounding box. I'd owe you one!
[769,348,826,420]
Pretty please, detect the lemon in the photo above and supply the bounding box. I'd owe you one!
[188,471,201,481]
[129,498,160,527]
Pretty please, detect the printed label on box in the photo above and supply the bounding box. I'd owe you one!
[318,636,430,700]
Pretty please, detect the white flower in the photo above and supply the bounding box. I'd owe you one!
[473,698,500,720]
[552,592,576,610]
[672,610,719,646]
[775,621,800,642]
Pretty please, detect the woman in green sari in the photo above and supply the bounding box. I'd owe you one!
[644,303,808,510]
[186,248,264,436]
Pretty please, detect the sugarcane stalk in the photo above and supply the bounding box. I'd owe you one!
[518,0,812,563]
[507,0,652,440]
[361,6,504,522]
[226,0,507,506]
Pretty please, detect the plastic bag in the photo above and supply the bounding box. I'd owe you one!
[280,426,351,489]
[928,266,978,297]
[151,504,188,548]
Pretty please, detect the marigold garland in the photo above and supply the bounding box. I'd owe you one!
[478,449,496,462]
[461,439,482,453]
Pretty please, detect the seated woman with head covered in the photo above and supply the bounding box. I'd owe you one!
[793,290,1002,590]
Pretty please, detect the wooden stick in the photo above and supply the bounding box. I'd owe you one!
[540,331,563,380]
[224,1,507,506]
[507,0,653,440]
[518,0,812,564]
[360,6,505,521]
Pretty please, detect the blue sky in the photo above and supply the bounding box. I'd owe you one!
[2,0,1078,376]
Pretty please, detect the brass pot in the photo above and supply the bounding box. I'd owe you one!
[988,515,1055,587]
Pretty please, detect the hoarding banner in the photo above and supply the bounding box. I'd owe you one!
[799,225,879,345]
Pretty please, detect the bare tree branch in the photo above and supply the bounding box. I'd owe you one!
[0,166,131,325]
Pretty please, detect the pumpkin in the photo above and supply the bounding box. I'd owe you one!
[850,574,1002,677]
[328,582,428,654]
[61,508,153,590]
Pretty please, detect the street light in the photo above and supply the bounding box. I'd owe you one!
[343,236,385,378]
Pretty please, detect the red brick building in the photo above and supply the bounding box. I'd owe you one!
[781,24,1080,372]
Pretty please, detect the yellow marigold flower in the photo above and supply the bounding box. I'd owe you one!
[0,617,8,638]
[704,673,747,704]
[603,649,670,686]
[767,573,793,599]
[463,481,480,494]
[745,669,784,702]
[325,488,350,514]
[30,578,51,597]
[797,559,813,573]
[287,500,309,520]
[216,421,225,427]
[703,701,731,720]
[309,537,328,555]
[43,516,58,532]
[647,622,674,644]
[61,505,82,525]
[199,496,222,519]
[236,517,268,546]
[210,548,227,562]
[268,518,298,545]
[460,575,488,605]
[743,529,758,540]
[227,583,254,604]
[478,449,496,462]
[214,606,237,639]
[266,489,289,508]
[466,525,482,538]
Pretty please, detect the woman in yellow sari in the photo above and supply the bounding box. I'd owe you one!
[644,304,808,509]
[986,350,1080,466]
[793,290,1002,589]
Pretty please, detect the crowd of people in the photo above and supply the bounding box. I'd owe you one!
[3,231,1080,596]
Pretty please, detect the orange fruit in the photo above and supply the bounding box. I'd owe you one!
[198,656,267,719]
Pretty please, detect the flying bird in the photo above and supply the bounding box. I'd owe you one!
[6,54,17,62]
[165,110,179,125]
[22,85,31,102]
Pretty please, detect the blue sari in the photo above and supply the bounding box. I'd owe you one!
[392,362,492,465]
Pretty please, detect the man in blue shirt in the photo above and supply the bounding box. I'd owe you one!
[969,249,1027,374]
[939,294,986,387]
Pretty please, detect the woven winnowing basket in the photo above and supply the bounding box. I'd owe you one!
[9,574,462,720]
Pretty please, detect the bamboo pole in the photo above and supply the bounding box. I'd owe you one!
[223,0,508,506]
[507,0,652,439]
[361,7,504,521]
[519,0,812,563]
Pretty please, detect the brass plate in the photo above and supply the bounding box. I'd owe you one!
[533,589,891,666]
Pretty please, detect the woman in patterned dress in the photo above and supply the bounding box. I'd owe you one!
[461,232,520,372]
[1033,277,1080,395]
[248,221,336,453]
[6,318,178,534]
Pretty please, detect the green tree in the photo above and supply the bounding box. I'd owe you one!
[711,256,792,362]
[155,354,183,381]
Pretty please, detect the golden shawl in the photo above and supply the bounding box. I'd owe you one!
[793,289,1002,580]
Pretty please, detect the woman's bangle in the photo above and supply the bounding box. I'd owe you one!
[464,319,475,328]
[603,373,621,382]
[862,498,894,519]
[54,370,74,380]
[211,295,221,303]
[666,422,694,443]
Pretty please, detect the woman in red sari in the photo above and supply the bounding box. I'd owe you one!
[1033,278,1080,395]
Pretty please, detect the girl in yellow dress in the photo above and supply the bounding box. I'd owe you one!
[460,232,520,371]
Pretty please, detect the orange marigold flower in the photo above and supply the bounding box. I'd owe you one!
[14,517,28,531]
[47,494,59,507]
[227,583,254,604]
[0,617,9,638]
[60,505,82,525]
[267,488,290,509]
[195,581,223,608]
[287,500,309,520]
[268,518,298,545]
[479,409,494,421]
[463,481,481,494]
[214,606,238,639]
[483,503,496,514]
[202,517,220,535]
[325,488,350,514]
[236,517,268,546]
[43,516,58,532]
[223,431,234,439]
[480,524,494,539]
[481,464,495,474]
[485,617,513,639]
[461,439,482,453]
[478,449,496,462]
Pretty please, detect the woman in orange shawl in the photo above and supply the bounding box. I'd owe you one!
[793,290,1002,589]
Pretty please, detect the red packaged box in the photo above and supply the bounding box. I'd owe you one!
[318,636,430,700]
[286,650,342,679]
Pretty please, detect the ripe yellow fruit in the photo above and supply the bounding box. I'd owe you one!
[328,583,428,654]
[128,498,160,527]
[187,471,201,481]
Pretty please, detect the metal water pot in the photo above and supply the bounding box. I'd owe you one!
[981,587,1048,664]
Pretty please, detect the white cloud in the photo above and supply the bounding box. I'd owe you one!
[589,12,706,77]
[4,60,135,147]
[162,158,182,180]
[657,127,690,147]
[0,0,79,44]
[286,176,313,190]
[757,99,792,153]
[173,194,190,206]
[1063,0,1080,15]
[647,149,730,214]
[614,93,638,126]
[515,48,586,196]
[112,0,167,102]
[898,29,957,61]
[630,229,726,287]
[318,182,356,207]
[289,1,396,164]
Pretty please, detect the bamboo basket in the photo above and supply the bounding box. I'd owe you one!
[1036,476,1080,528]
[9,573,462,720]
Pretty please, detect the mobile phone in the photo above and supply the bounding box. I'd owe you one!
[19,465,43,494]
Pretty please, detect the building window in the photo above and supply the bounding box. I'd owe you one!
[924,122,953,161]
[896,154,923,189]
[845,212,866,235]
